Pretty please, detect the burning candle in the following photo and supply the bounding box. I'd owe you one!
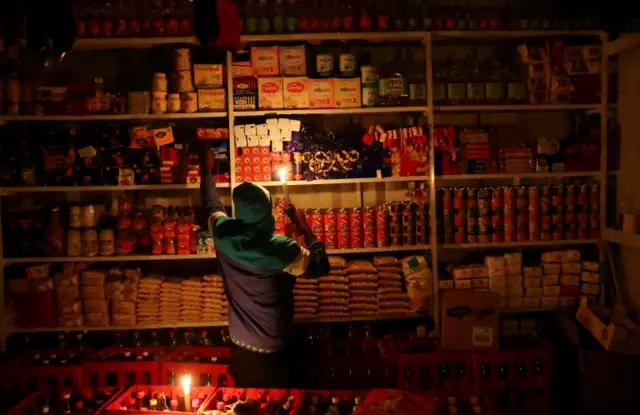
[181,374,192,412]
[279,168,290,202]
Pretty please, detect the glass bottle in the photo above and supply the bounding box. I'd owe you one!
[20,140,37,185]
[408,47,426,106]
[465,52,485,105]
[257,0,271,34]
[497,363,510,411]
[484,55,505,104]
[358,0,373,31]
[378,51,408,107]
[390,0,405,31]
[243,0,258,34]
[515,361,528,405]
[285,0,298,32]
[342,0,356,32]
[446,57,466,105]
[375,0,390,30]
[433,59,447,105]
[45,208,65,257]
[507,59,527,104]
[272,0,285,33]
[407,0,421,30]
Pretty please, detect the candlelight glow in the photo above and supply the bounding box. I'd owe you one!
[279,168,287,183]
[181,374,192,392]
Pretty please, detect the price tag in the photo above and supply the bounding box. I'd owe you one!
[258,135,271,146]
[281,130,292,141]
[233,125,246,138]
[271,140,283,152]
[247,135,260,147]
[278,118,290,129]
[257,123,269,136]
[244,124,257,136]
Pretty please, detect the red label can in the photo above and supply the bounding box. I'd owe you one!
[337,208,350,232]
[363,227,376,248]
[337,230,350,249]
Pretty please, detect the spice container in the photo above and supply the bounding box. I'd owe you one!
[177,70,194,92]
[152,93,168,114]
[167,93,181,113]
[152,73,168,92]
[174,48,192,71]
[82,205,97,228]
[67,230,82,257]
[82,229,98,257]
[69,206,82,229]
[99,229,115,256]
[181,92,198,113]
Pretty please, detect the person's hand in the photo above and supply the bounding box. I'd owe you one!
[202,141,214,174]
[284,204,307,229]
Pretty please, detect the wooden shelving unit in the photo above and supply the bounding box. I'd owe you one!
[0,29,612,346]
[603,229,640,250]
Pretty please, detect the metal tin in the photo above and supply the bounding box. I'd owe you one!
[339,53,357,74]
[81,205,97,228]
[181,91,198,113]
[316,54,334,76]
[82,229,98,257]
[177,70,194,92]
[337,208,350,232]
[174,48,192,71]
[67,230,82,256]
[337,230,350,249]
[360,66,377,84]
[69,206,82,229]
[362,86,379,107]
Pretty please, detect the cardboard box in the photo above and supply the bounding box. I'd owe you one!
[508,286,524,297]
[334,77,362,108]
[251,46,279,76]
[559,296,576,307]
[472,278,489,288]
[543,285,561,297]
[507,296,524,309]
[582,260,599,272]
[506,275,523,287]
[454,279,472,290]
[441,290,499,352]
[485,256,505,269]
[439,279,454,290]
[543,262,562,275]
[258,77,284,109]
[525,287,543,298]
[232,62,254,78]
[562,262,582,274]
[581,282,600,295]
[506,265,522,276]
[491,286,507,298]
[561,274,580,286]
[541,296,559,308]
[523,267,543,278]
[489,276,506,289]
[504,252,522,264]
[198,88,226,111]
[542,274,560,286]
[523,297,541,308]
[581,271,600,283]
[452,267,474,280]
[83,299,108,314]
[575,297,640,354]
[283,77,309,108]
[279,45,307,76]
[308,78,335,109]
[488,268,506,278]
[193,64,224,87]
[524,276,541,288]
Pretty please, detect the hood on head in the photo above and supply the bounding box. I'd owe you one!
[232,182,275,234]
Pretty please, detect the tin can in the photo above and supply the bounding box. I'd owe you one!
[151,239,164,255]
[565,184,576,229]
[316,54,334,76]
[577,184,589,214]
[589,212,600,239]
[589,184,600,213]
[174,48,192,71]
[163,238,176,255]
[478,216,490,243]
[337,208,350,232]
[467,188,478,243]
[478,187,491,216]
[390,235,402,247]
[339,53,357,74]
[360,65,378,84]
[442,189,453,213]
[99,229,115,256]
[69,206,82,229]
[362,86,379,107]
[491,187,504,242]
[324,209,338,241]
[67,230,82,257]
[504,187,516,242]
[177,70,194,92]
[181,91,198,113]
[416,221,428,245]
[363,227,376,248]
[349,208,363,248]
[167,93,181,113]
[82,229,98,257]
[81,205,97,228]
[337,230,350,249]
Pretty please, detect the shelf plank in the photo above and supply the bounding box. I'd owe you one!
[0,112,228,122]
[433,30,605,40]
[240,32,428,43]
[327,245,430,254]
[603,228,640,249]
[0,183,230,194]
[3,255,217,265]
[436,172,601,182]
[441,239,598,249]
[9,313,429,333]
[434,104,600,112]
[235,107,428,117]
[499,308,558,314]
[73,37,200,50]
[605,34,640,56]
[251,176,430,187]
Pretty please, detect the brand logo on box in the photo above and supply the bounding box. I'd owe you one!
[261,82,280,93]
[287,82,305,92]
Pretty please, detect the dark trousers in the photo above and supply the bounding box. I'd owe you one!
[229,343,296,387]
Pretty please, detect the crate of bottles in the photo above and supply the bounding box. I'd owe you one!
[9,350,84,395]
[397,349,476,394]
[105,384,215,413]
[160,345,232,387]
[6,387,121,414]
[298,390,370,415]
[83,347,170,388]
[201,388,305,415]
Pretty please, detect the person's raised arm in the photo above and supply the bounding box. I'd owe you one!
[284,204,330,278]
[201,142,227,231]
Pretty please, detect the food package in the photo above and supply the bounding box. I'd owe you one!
[54,272,78,286]
[258,77,284,109]
[581,283,600,295]
[542,274,560,286]
[543,262,562,274]
[523,297,541,308]
[506,275,523,287]
[112,300,136,315]
[251,46,279,76]
[508,286,524,297]
[279,45,306,76]
[58,301,82,316]
[581,271,600,284]
[507,296,524,309]
[59,314,84,327]
[562,262,582,274]
[485,256,505,269]
[193,64,224,88]
[582,261,599,272]
[541,249,581,263]
[283,77,309,109]
[541,297,559,308]
[81,270,107,286]
[81,285,105,300]
[405,270,431,312]
[489,276,506,289]
[523,267,543,278]
[506,265,522,276]
[401,255,428,275]
[328,256,347,269]
[373,256,400,267]
[524,276,541,288]
[345,261,377,275]
[56,285,80,302]
[525,287,543,298]
[85,313,109,327]
[198,89,226,111]
[26,264,51,280]
[30,278,54,291]
[455,280,472,289]
[542,286,561,297]
[348,274,377,282]
[112,313,136,326]
[560,274,580,286]
[84,299,109,314]
[559,296,576,307]
[503,252,522,265]
[472,278,489,288]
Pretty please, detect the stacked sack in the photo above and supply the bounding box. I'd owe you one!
[317,256,349,318]
[201,274,227,322]
[81,269,109,327]
[399,255,430,313]
[106,268,138,326]
[346,259,378,317]
[293,275,318,320]
[54,264,83,328]
[181,277,203,323]
[136,275,162,324]
[159,277,183,324]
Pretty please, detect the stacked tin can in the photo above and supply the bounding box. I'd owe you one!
[375,206,389,248]
[540,185,552,240]
[577,185,590,239]
[323,209,338,249]
[491,187,504,242]
[467,188,479,243]
[337,209,350,249]
[589,184,600,239]
[515,186,528,241]
[415,202,429,245]
[360,65,379,107]
[504,186,516,242]
[441,189,453,244]
[551,185,565,241]
[452,189,465,244]
[478,188,491,243]
[274,197,287,235]
[565,185,577,239]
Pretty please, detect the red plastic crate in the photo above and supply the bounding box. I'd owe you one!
[9,351,84,394]
[311,356,397,389]
[12,291,58,329]
[83,347,169,387]
[6,387,122,415]
[201,387,304,413]
[397,349,475,393]
[473,344,553,415]
[105,385,215,414]
[160,345,233,387]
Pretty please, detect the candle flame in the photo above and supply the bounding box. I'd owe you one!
[279,168,287,184]
[181,374,192,393]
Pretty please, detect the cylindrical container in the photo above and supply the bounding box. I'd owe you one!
[516,186,528,242]
[362,207,376,248]
[99,229,115,256]
[67,230,82,257]
[551,185,565,240]
[337,208,350,232]
[491,187,504,242]
[309,209,325,243]
[337,230,350,249]
[565,184,576,239]
[177,70,194,92]
[451,188,465,244]
[152,239,164,255]
[152,95,168,114]
[323,209,338,249]
[181,91,198,113]
[316,54,334,77]
[466,188,478,243]
[477,188,491,243]
[528,186,540,241]
[127,91,150,114]
[82,229,98,257]
[167,93,181,113]
[152,73,168,92]
[69,206,82,229]
[339,53,357,74]
[362,86,379,107]
[349,208,363,248]
[163,238,176,255]
[503,186,516,242]
[361,66,377,85]
[375,206,388,247]
[81,205,97,228]
[174,48,192,71]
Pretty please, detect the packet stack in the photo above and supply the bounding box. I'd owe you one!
[542,249,582,308]
[396,255,427,314]
[181,277,203,323]
[294,276,318,320]
[486,255,507,308]
[201,274,227,322]
[81,269,109,327]
[54,264,82,328]
[317,256,349,318]
[347,258,378,317]
[159,277,182,324]
[136,274,162,324]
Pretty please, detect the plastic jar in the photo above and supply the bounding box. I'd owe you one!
[152,73,168,92]
[167,93,181,113]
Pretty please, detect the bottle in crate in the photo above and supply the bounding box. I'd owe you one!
[496,362,510,411]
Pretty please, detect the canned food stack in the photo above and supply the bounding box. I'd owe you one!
[181,277,203,323]
[379,256,413,315]
[174,48,197,113]
[294,277,318,320]
[55,264,83,328]
[136,275,163,324]
[158,278,183,324]
[68,204,103,257]
[346,259,379,317]
[81,269,109,327]
[361,65,379,107]
[316,256,349,318]
[202,274,227,322]
[486,256,507,307]
[151,72,169,114]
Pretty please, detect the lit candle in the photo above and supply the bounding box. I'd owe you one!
[181,374,192,412]
[279,168,290,202]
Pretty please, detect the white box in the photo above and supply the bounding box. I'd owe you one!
[488,268,507,278]
[560,274,580,286]
[506,275,523,287]
[489,276,507,289]
[581,271,600,284]
[582,261,599,272]
[283,77,309,109]
[197,88,226,111]
[524,276,541,288]
[452,267,474,280]
[542,285,561,297]
[279,45,307,76]
[506,265,522,276]
[485,256,506,269]
[258,77,284,109]
[504,253,522,264]
[525,287,543,298]
[542,274,560,286]
[472,278,489,288]
[193,64,224,88]
[523,267,543,278]
[471,266,489,278]
[334,78,362,108]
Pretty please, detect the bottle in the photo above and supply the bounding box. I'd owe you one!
[62,393,72,414]
[484,55,505,104]
[507,59,527,104]
[168,330,179,347]
[167,371,177,386]
[199,330,211,345]
[157,393,169,411]
[432,59,447,105]
[149,331,161,346]
[285,0,298,32]
[375,0,390,30]
[378,52,408,107]
[408,47,426,106]
[183,329,193,345]
[257,0,271,33]
[272,0,285,33]
[133,331,142,347]
[465,52,486,105]
[446,57,466,105]
[514,360,528,405]
[45,208,65,257]
[114,332,124,347]
[358,0,373,31]
[390,0,405,31]
[496,363,510,411]
[342,0,356,31]
[533,359,545,399]
[243,0,258,34]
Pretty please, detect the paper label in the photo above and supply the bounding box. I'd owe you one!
[472,326,493,347]
[258,135,271,146]
[271,140,283,152]
[247,136,260,147]
[447,83,466,101]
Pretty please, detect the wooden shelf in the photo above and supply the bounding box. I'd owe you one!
[0,112,227,122]
[500,308,558,314]
[9,312,429,333]
[251,176,430,187]
[3,255,217,266]
[436,172,601,182]
[603,228,640,249]
[606,34,640,56]
[0,183,229,195]
[240,32,428,44]
[327,245,430,254]
[433,30,605,40]
[434,104,600,112]
[441,239,598,249]
[235,107,427,117]
[73,37,199,50]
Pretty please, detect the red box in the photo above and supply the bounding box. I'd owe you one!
[262,174,272,181]
[262,165,271,174]
[281,152,291,162]
[10,351,84,394]
[105,385,215,414]
[202,388,304,413]
[242,156,252,166]
[397,349,475,393]
[253,174,263,181]
[261,156,271,166]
